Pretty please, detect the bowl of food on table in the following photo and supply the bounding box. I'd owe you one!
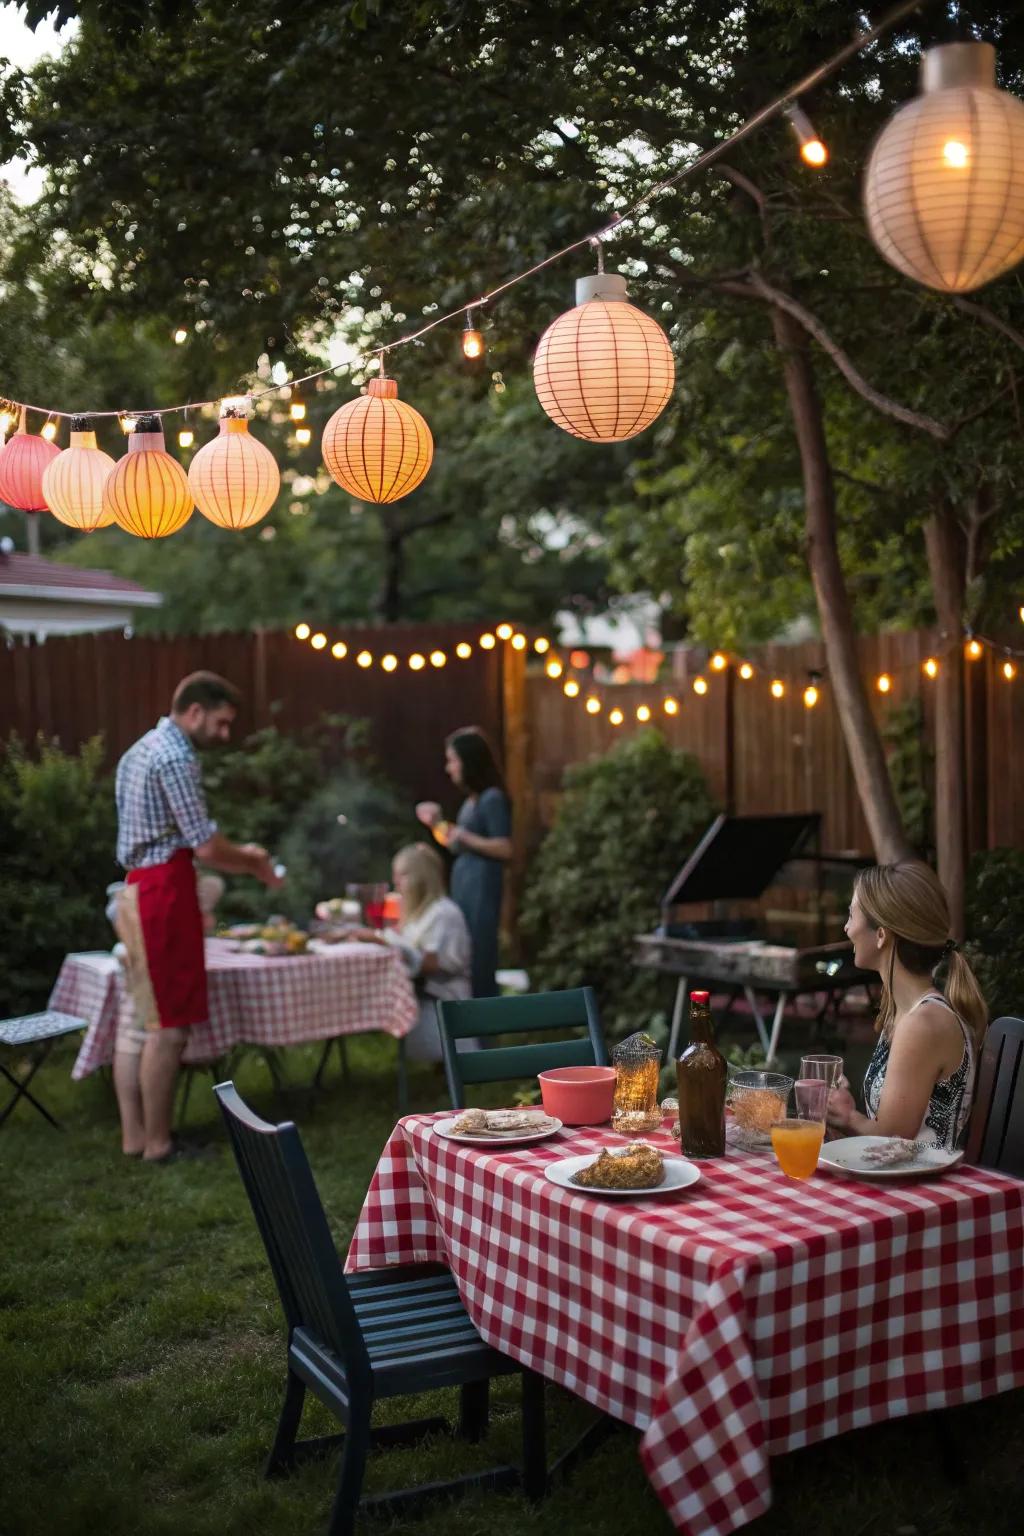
[727,1070,793,1150]
[537,1065,616,1126]
[241,918,309,956]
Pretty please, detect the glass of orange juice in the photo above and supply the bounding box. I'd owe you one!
[770,1117,826,1179]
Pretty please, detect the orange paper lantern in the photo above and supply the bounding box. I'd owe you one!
[188,399,280,529]
[533,273,675,441]
[102,415,193,538]
[0,408,60,511]
[321,376,433,503]
[41,417,117,532]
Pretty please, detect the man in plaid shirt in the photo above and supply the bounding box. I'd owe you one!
[113,671,281,1162]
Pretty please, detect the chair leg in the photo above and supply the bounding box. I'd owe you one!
[266,1370,306,1478]
[520,1369,547,1501]
[327,1405,372,1536]
[459,1377,489,1443]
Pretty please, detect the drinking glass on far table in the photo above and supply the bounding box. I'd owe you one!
[771,1079,827,1180]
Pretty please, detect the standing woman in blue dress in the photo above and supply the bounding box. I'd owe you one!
[416,726,512,998]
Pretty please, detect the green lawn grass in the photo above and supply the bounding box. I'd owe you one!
[1,1030,1022,1536]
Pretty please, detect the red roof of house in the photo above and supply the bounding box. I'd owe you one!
[0,551,159,598]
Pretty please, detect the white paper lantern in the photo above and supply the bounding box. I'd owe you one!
[533,273,675,442]
[864,42,1024,293]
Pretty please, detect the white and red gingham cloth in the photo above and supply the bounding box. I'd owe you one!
[346,1116,1024,1536]
[52,940,418,1079]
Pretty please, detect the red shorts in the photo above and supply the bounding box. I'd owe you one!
[124,849,208,1030]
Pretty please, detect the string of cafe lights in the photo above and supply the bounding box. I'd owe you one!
[292,608,1024,728]
[8,1,1021,539]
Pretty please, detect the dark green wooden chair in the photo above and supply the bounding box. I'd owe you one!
[436,987,607,1109]
[966,1015,1024,1177]
[214,1081,546,1536]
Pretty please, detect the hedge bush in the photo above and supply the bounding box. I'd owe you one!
[965,847,1024,1022]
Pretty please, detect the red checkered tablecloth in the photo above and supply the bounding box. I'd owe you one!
[346,1116,1024,1536]
[52,940,418,1079]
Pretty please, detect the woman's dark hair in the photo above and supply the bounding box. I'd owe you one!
[445,726,506,796]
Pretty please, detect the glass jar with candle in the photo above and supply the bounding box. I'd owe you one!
[612,1032,663,1135]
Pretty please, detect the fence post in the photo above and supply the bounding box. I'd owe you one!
[501,641,530,962]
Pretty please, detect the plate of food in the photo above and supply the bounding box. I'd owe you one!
[434,1108,562,1145]
[545,1143,701,1197]
[817,1135,965,1181]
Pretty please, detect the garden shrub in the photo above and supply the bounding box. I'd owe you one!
[519,729,715,1037]
[0,734,118,1015]
[964,847,1024,1022]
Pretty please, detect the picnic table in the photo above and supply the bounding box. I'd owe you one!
[346,1115,1024,1536]
[50,938,418,1080]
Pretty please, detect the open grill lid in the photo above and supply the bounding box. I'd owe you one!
[661,813,823,909]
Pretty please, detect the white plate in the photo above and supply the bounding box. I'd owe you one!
[818,1135,965,1182]
[544,1153,702,1197]
[434,1115,563,1147]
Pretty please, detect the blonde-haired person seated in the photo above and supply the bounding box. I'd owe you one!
[827,860,988,1150]
[352,844,472,1061]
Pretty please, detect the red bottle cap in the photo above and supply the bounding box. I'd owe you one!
[690,990,710,1004]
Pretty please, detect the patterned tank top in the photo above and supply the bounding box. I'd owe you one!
[862,991,975,1151]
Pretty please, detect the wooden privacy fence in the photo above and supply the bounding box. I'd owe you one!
[3,624,1022,865]
[0,625,509,809]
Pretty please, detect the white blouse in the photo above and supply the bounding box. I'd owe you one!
[382,896,472,1003]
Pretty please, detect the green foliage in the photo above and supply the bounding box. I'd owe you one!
[202,717,415,923]
[0,734,118,1015]
[881,700,934,860]
[519,730,715,1036]
[965,847,1024,1022]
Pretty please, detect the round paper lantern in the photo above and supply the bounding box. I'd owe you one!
[0,408,60,511]
[102,414,193,538]
[864,42,1024,293]
[321,376,433,503]
[188,397,280,529]
[533,272,675,442]
[41,416,117,532]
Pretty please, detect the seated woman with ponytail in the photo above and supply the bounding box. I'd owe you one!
[827,861,988,1150]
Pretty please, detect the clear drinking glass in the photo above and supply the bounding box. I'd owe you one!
[799,1054,844,1089]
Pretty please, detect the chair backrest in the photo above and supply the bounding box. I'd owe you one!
[966,1016,1024,1178]
[214,1082,371,1388]
[436,986,607,1108]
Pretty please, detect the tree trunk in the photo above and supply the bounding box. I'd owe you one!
[770,307,911,862]
[923,499,967,935]
[377,513,404,622]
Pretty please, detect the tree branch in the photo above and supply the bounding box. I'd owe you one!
[952,296,1024,353]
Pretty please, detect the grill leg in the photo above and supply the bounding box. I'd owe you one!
[764,993,787,1067]
[667,977,688,1060]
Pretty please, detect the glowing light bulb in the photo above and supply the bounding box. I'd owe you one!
[295,426,312,446]
[456,642,472,659]
[569,649,591,669]
[943,139,969,168]
[0,410,12,435]
[1003,660,1017,681]
[356,649,373,668]
[876,673,892,694]
[966,638,983,660]
[409,653,426,671]
[738,662,754,680]
[479,632,496,650]
[534,637,550,654]
[803,684,819,709]
[462,317,485,360]
[331,641,347,659]
[173,327,188,345]
[663,697,679,716]
[295,623,311,641]
[430,649,447,667]
[496,623,513,641]
[41,420,58,442]
[545,659,564,679]
[636,704,651,723]
[710,651,727,672]
[585,696,601,715]
[381,654,398,672]
[786,104,828,169]
[801,139,829,167]
[923,657,939,678]
[120,414,138,435]
[289,401,306,422]
[178,428,194,449]
[609,708,624,726]
[311,632,327,651]
[564,679,580,698]
[1019,605,1024,624]
[511,633,527,651]
[692,676,708,696]
[770,680,785,699]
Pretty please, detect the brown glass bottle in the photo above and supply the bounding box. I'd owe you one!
[676,990,727,1158]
